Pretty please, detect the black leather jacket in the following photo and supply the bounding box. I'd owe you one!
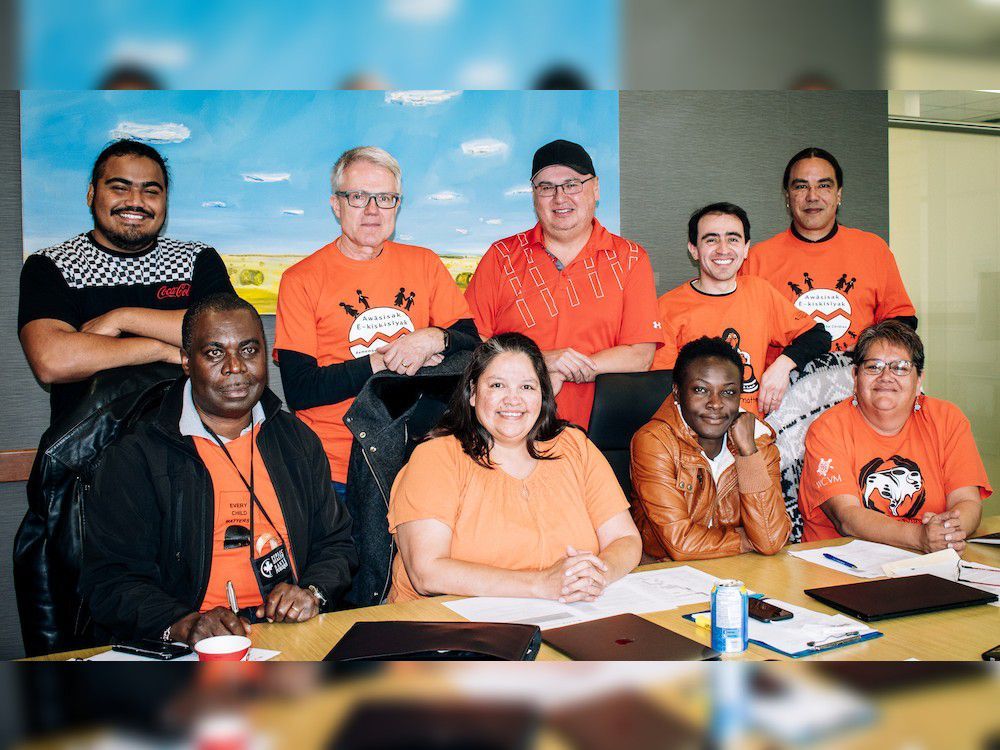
[14,363,180,656]
[79,379,358,643]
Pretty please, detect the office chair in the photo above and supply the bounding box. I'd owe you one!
[587,370,673,498]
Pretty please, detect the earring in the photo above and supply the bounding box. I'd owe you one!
[851,394,858,407]
[914,396,921,412]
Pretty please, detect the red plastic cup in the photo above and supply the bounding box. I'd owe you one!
[194,635,251,662]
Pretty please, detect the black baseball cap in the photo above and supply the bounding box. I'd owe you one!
[531,139,596,179]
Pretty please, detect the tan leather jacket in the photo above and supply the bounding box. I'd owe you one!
[629,394,790,561]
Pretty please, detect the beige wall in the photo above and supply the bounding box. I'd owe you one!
[889,124,1000,515]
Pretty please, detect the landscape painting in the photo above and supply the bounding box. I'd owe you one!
[21,90,620,314]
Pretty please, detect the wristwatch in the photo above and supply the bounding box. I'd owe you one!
[437,326,450,353]
[307,584,328,609]
[161,626,172,643]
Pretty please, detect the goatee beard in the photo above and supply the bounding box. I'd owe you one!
[92,208,164,253]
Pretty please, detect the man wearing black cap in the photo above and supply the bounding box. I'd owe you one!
[465,139,662,428]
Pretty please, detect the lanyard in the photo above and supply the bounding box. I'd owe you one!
[201,420,286,557]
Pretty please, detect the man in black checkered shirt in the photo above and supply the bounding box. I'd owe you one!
[18,139,236,424]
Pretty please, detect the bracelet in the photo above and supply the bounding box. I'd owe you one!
[161,626,172,643]
[307,584,328,609]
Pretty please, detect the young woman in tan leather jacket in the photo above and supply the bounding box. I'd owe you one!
[630,337,791,561]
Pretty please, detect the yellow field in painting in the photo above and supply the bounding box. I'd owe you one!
[223,252,483,315]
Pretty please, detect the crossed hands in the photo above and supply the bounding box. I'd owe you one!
[172,583,320,645]
[371,328,445,376]
[544,348,597,384]
[920,509,967,553]
[536,545,610,603]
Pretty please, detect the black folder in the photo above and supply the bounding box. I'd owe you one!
[804,574,997,622]
[543,613,720,661]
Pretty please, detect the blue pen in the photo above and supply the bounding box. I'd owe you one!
[823,552,858,569]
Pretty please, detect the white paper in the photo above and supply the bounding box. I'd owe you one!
[882,550,1000,608]
[969,534,1000,545]
[743,598,878,655]
[85,647,280,662]
[788,539,919,578]
[443,565,718,630]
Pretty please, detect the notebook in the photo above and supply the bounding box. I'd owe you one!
[804,574,998,621]
[543,613,720,661]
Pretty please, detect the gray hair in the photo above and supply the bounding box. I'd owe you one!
[330,146,402,194]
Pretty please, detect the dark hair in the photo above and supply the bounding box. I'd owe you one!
[853,320,924,375]
[182,293,262,353]
[687,202,751,246]
[91,139,170,191]
[673,336,744,389]
[429,332,570,468]
[782,147,843,190]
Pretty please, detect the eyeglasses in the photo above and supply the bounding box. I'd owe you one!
[335,190,401,209]
[859,359,915,377]
[531,175,595,197]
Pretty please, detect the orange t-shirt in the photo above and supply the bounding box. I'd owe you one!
[651,277,817,415]
[465,220,662,429]
[386,428,629,602]
[741,225,915,362]
[799,396,992,542]
[274,240,471,482]
[195,426,294,612]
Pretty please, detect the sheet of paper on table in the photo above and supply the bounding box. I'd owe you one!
[969,532,1000,545]
[788,539,919,578]
[443,565,719,630]
[881,548,1000,607]
[85,647,280,662]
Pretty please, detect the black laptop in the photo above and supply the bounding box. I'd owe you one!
[804,574,997,622]
[543,613,720,661]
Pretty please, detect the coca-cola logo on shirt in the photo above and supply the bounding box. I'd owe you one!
[156,282,191,300]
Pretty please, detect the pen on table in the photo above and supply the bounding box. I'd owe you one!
[822,552,858,570]
[226,580,239,614]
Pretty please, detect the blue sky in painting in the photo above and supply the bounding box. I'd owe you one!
[21,90,620,258]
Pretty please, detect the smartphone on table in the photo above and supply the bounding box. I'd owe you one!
[112,639,193,660]
[748,598,794,623]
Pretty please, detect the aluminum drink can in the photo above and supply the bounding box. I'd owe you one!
[710,579,748,653]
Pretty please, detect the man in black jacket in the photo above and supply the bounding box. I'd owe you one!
[80,293,357,645]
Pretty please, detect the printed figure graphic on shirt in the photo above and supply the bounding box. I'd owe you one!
[859,455,926,519]
[464,139,662,429]
[741,146,917,363]
[722,327,759,393]
[273,147,479,485]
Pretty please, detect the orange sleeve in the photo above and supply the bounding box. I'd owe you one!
[939,403,993,499]
[464,246,499,339]
[617,249,664,348]
[874,241,916,321]
[766,282,816,347]
[800,409,859,514]
[387,438,464,533]
[273,268,318,361]
[651,296,679,369]
[423,252,472,329]
[579,431,630,529]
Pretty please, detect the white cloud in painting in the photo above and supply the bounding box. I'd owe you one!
[454,228,469,235]
[458,59,511,89]
[110,121,190,143]
[504,185,532,197]
[242,172,291,183]
[111,38,190,68]
[386,0,456,22]
[282,209,304,216]
[428,190,461,201]
[385,90,461,107]
[481,218,502,225]
[201,201,227,208]
[461,138,509,157]
[398,234,414,241]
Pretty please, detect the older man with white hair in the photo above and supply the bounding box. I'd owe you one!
[274,146,479,500]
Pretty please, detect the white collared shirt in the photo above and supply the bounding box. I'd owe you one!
[179,379,265,443]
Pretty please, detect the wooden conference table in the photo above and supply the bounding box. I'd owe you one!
[32,516,1000,662]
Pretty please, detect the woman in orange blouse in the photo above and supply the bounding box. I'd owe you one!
[388,332,641,603]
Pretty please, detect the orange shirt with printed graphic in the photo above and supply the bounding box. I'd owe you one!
[465,220,662,429]
[651,276,816,414]
[741,226,915,363]
[386,429,629,603]
[799,396,991,542]
[195,426,294,612]
[274,240,470,482]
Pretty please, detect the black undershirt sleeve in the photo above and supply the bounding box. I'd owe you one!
[190,248,237,300]
[18,254,78,331]
[780,323,832,369]
[888,315,918,331]
[277,318,480,412]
